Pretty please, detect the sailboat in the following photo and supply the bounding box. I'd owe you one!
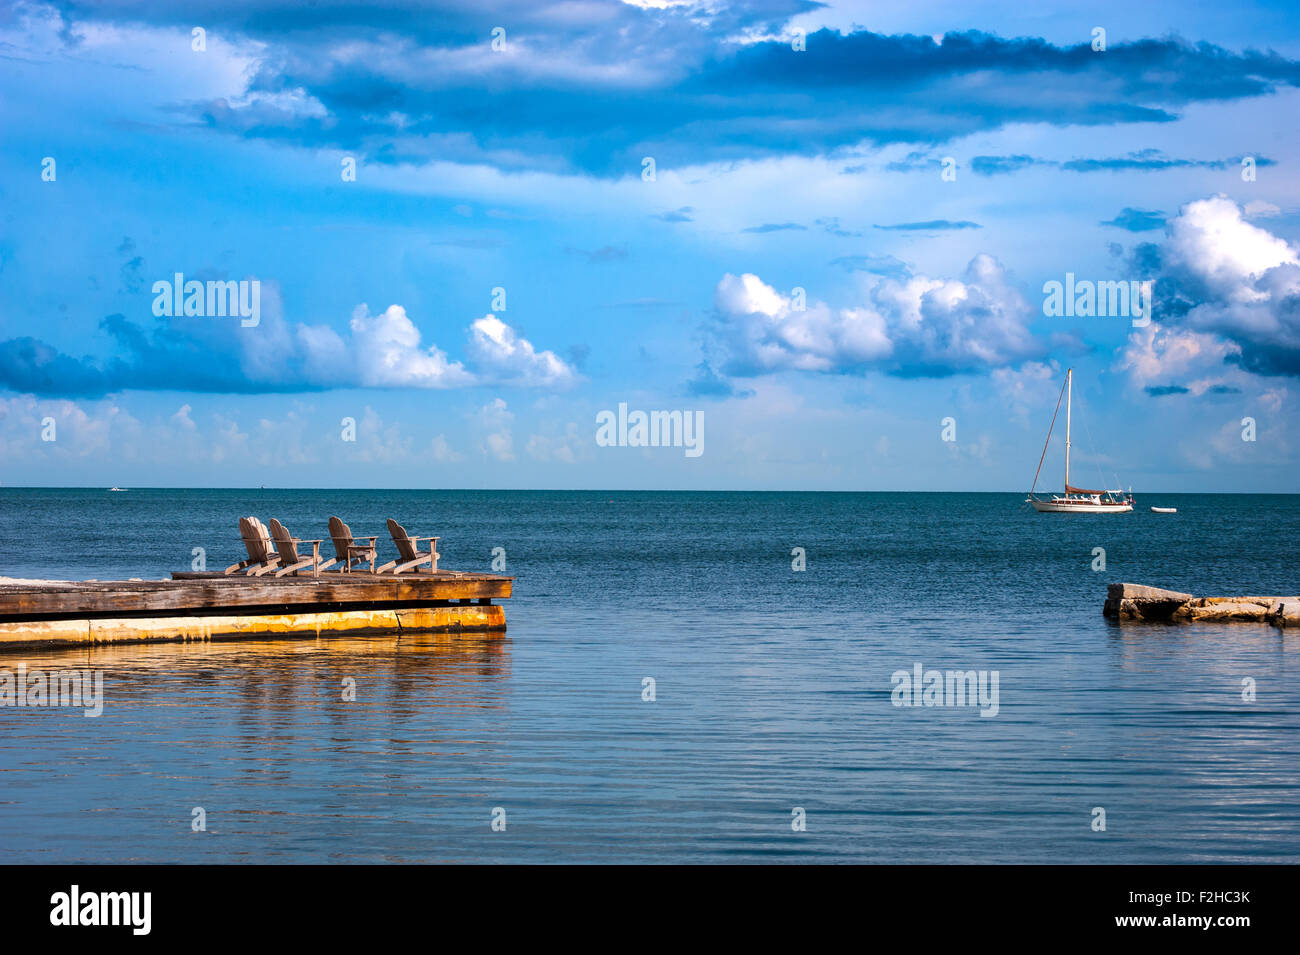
[1027,369,1134,513]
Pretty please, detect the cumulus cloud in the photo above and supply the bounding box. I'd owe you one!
[345,305,475,389]
[710,272,892,375]
[1162,195,1297,300]
[1122,195,1300,378]
[470,397,514,462]
[342,406,413,464]
[467,315,579,389]
[1117,323,1241,394]
[0,394,284,472]
[707,254,1039,379]
[0,303,577,396]
[0,394,473,484]
[430,433,461,462]
[991,360,1061,422]
[0,394,124,461]
[526,421,583,463]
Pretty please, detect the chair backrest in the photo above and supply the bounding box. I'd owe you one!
[239,516,272,563]
[387,518,419,562]
[328,516,353,560]
[268,518,300,565]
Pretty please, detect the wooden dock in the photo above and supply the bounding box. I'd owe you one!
[0,571,512,652]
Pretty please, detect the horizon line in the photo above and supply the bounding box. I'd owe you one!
[0,486,1295,495]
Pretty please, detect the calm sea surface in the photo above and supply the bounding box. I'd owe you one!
[0,489,1297,863]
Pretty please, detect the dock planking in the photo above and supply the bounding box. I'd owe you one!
[0,572,513,650]
[0,572,511,621]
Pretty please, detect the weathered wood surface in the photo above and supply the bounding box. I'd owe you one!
[0,603,506,651]
[0,572,512,620]
[1105,582,1298,627]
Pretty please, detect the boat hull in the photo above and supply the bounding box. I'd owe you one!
[1030,499,1133,513]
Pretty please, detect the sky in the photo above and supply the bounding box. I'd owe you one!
[0,0,1298,490]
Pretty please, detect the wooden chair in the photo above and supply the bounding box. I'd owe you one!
[268,518,335,578]
[327,515,378,573]
[376,518,439,575]
[223,517,281,576]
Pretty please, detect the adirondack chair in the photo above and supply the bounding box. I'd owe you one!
[327,516,378,573]
[223,516,281,576]
[268,518,335,578]
[376,518,439,575]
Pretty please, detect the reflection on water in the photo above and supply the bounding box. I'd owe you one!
[1,633,512,863]
[1,490,1297,862]
[2,615,1298,864]
[19,631,511,718]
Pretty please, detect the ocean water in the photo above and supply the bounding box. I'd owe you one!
[0,488,1297,863]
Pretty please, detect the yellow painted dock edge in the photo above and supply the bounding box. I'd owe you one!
[0,605,506,651]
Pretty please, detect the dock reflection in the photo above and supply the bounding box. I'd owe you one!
[11,631,512,725]
[1,632,517,844]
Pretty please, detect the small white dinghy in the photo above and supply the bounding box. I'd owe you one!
[1150,506,1177,514]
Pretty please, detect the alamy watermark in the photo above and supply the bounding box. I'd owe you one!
[891,663,999,717]
[50,885,150,935]
[152,272,260,327]
[1043,274,1152,327]
[1,663,104,716]
[596,402,703,457]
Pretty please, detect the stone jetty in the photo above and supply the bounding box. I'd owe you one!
[1104,583,1299,628]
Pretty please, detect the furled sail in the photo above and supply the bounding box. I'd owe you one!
[1065,483,1104,495]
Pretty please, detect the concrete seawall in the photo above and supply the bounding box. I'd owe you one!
[1104,583,1300,627]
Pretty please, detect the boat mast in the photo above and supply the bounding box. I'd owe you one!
[1065,368,1072,490]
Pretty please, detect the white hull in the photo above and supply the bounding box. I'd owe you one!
[1030,499,1132,513]
[1028,369,1134,514]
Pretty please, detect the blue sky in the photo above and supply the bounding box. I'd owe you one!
[1,0,1297,490]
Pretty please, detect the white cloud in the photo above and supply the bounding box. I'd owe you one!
[526,421,583,463]
[992,360,1061,421]
[470,398,515,462]
[1120,195,1300,380]
[0,395,123,460]
[1244,200,1282,219]
[170,404,197,431]
[709,254,1037,377]
[431,433,462,462]
[339,406,411,464]
[1260,388,1287,414]
[2,6,266,107]
[1163,195,1297,304]
[239,303,575,392]
[347,305,476,389]
[468,314,579,388]
[1117,323,1238,390]
[712,273,892,373]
